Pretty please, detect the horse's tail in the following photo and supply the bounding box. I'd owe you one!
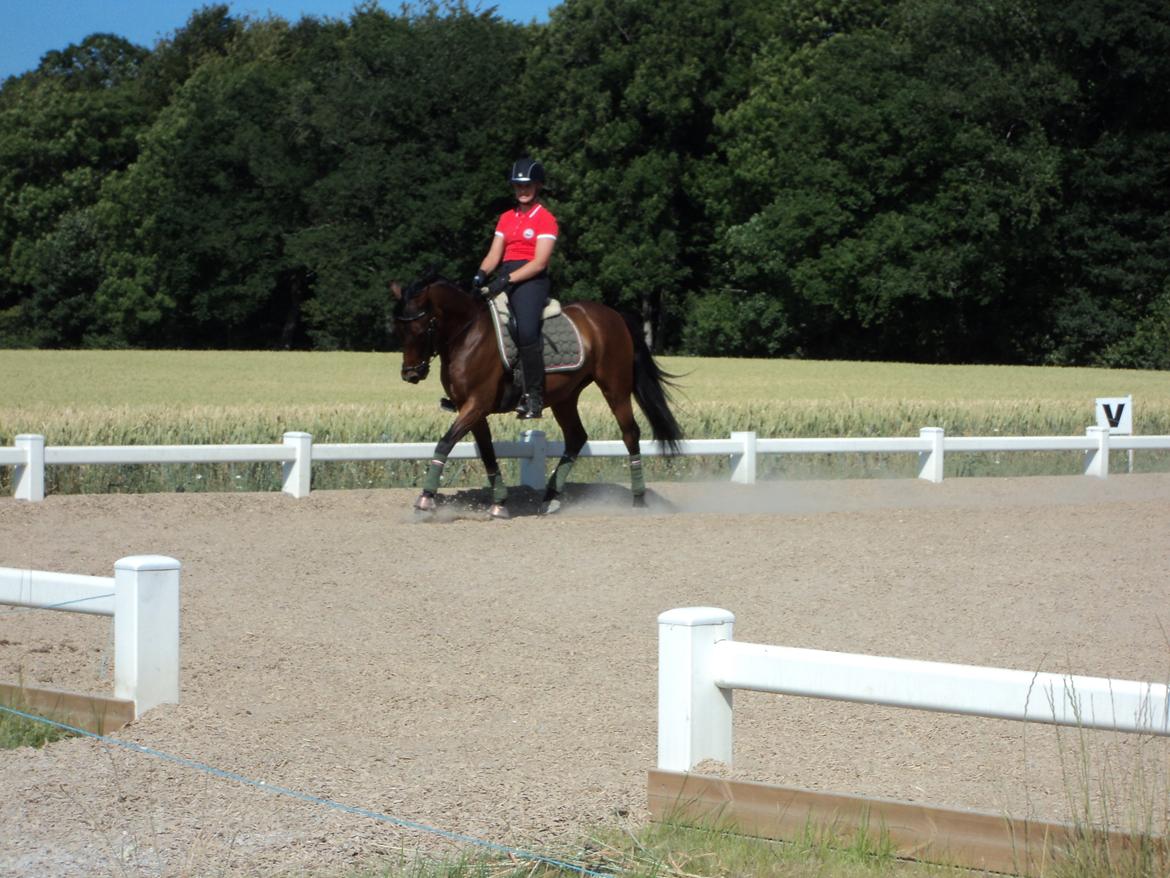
[621,312,685,456]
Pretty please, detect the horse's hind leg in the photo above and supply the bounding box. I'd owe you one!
[471,418,509,519]
[541,395,588,515]
[598,385,646,507]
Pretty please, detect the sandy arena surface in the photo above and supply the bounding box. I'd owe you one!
[2,474,1170,877]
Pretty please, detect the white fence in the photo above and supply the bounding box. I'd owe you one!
[4,425,1167,501]
[0,556,181,717]
[656,607,1170,772]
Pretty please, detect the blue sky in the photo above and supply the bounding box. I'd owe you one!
[2,1,557,81]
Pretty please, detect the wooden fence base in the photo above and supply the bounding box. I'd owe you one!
[648,769,1161,876]
[1,682,134,736]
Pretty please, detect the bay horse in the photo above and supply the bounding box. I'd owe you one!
[389,276,683,517]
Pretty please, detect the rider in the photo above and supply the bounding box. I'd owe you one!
[472,156,559,420]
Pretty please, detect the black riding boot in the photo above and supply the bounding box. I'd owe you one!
[516,341,545,419]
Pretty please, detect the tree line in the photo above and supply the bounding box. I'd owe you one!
[1,0,1167,367]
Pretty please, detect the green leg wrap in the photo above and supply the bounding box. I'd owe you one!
[629,454,645,496]
[422,454,448,494]
[487,471,508,504]
[547,455,577,495]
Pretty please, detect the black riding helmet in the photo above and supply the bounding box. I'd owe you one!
[509,156,545,185]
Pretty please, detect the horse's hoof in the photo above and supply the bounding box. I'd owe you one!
[632,494,647,509]
[414,492,436,513]
[539,497,562,516]
[489,503,511,520]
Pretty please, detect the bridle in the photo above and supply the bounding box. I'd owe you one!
[396,306,438,382]
[395,289,479,383]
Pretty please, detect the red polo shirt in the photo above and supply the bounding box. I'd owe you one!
[494,203,558,263]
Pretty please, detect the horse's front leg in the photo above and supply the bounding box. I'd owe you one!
[415,407,484,513]
[470,418,509,519]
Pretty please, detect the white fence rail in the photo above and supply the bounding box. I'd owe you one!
[0,556,181,717]
[657,607,1170,772]
[4,425,1168,501]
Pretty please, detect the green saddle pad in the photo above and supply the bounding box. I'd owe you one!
[489,298,585,372]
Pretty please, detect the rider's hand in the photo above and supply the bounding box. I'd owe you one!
[487,273,511,296]
[471,270,487,293]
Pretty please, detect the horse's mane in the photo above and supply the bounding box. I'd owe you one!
[395,271,471,321]
[404,271,463,300]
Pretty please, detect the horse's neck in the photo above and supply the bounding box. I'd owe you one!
[430,283,474,328]
[431,283,484,351]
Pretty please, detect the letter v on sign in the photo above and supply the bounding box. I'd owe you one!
[1095,396,1133,435]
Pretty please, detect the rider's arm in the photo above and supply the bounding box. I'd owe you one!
[479,235,505,276]
[504,237,555,284]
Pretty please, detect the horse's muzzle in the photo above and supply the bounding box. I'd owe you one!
[401,362,429,383]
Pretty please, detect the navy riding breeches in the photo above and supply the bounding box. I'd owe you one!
[502,259,549,348]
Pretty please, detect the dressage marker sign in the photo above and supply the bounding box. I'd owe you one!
[1096,395,1134,472]
[1095,395,1133,435]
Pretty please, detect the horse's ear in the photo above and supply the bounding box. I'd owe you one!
[390,281,403,300]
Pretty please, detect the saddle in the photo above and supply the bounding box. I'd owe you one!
[489,297,585,373]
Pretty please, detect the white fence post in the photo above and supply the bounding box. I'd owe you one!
[657,607,735,771]
[520,429,547,489]
[281,431,312,498]
[14,434,45,502]
[1084,426,1110,478]
[729,431,758,484]
[114,556,180,717]
[917,427,945,483]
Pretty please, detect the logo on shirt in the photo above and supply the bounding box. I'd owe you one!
[523,228,535,240]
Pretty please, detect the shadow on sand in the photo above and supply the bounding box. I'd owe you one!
[418,482,679,521]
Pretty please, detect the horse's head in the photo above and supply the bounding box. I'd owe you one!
[390,280,438,383]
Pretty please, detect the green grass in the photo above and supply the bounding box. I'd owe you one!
[1,351,1167,493]
[587,819,922,877]
[347,813,1169,878]
[0,705,74,749]
[1,350,1166,409]
[347,820,960,878]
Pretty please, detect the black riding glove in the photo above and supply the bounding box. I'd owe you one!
[487,273,512,296]
[472,270,488,292]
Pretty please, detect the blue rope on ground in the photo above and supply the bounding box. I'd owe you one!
[0,703,614,877]
[0,592,115,615]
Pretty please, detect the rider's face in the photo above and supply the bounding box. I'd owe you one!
[512,181,539,204]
